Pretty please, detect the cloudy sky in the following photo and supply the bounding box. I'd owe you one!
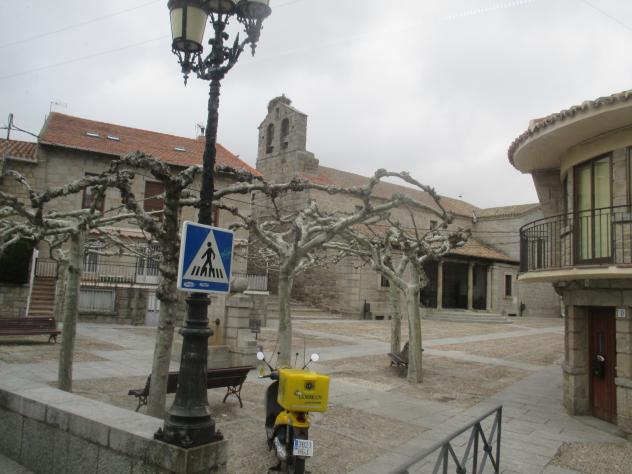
[1,0,631,208]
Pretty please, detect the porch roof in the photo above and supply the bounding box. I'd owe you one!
[449,238,518,264]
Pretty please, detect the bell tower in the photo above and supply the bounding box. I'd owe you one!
[256,95,318,181]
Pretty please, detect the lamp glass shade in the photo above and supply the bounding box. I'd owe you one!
[237,0,271,20]
[170,6,208,53]
[204,0,238,14]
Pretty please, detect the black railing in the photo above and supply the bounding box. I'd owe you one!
[520,205,632,273]
[387,405,502,474]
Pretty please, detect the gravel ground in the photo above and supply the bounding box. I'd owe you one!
[0,335,124,363]
[550,442,632,474]
[295,319,524,343]
[432,332,564,366]
[257,327,352,352]
[322,353,529,408]
[72,375,425,474]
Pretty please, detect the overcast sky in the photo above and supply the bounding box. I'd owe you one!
[1,0,631,208]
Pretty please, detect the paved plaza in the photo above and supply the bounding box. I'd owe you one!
[0,317,630,473]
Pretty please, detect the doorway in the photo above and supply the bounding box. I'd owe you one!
[589,307,616,423]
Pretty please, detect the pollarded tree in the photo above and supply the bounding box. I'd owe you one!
[0,169,135,391]
[331,211,470,383]
[216,169,446,366]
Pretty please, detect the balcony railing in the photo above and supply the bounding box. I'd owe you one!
[35,259,268,291]
[519,205,632,273]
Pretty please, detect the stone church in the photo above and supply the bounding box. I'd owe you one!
[254,96,560,320]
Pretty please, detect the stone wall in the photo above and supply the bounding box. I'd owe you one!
[79,286,148,325]
[560,280,632,436]
[0,284,29,318]
[0,375,228,474]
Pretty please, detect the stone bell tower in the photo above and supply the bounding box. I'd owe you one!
[256,95,318,181]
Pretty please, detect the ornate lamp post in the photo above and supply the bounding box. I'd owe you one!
[157,0,271,448]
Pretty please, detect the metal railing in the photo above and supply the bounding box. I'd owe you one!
[35,259,269,291]
[234,272,268,291]
[387,405,502,474]
[520,205,632,273]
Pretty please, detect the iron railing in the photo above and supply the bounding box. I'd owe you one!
[520,205,632,273]
[35,259,268,291]
[387,405,502,474]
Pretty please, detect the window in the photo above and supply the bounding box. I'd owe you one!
[562,175,569,223]
[83,241,103,273]
[430,220,438,230]
[575,154,612,261]
[505,274,512,297]
[266,123,275,154]
[380,274,390,288]
[143,181,165,221]
[79,288,115,313]
[628,148,632,207]
[212,207,220,227]
[81,173,105,212]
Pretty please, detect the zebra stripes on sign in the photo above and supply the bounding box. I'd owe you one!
[177,221,235,294]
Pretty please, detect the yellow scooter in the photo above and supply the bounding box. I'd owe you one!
[257,351,330,474]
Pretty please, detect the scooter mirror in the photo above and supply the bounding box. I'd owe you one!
[256,351,265,361]
[258,365,267,378]
[310,353,320,363]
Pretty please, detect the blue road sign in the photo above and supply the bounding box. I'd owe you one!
[177,221,235,294]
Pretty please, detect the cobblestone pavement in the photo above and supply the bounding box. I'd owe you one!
[0,317,629,473]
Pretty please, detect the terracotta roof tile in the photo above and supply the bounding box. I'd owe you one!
[0,139,37,162]
[300,166,480,217]
[449,238,517,263]
[39,113,259,175]
[508,89,632,165]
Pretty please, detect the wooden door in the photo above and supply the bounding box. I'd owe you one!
[589,307,616,423]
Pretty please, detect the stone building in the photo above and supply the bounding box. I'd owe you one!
[0,112,257,326]
[510,90,632,436]
[255,96,561,320]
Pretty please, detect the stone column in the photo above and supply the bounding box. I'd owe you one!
[224,293,258,367]
[486,266,493,311]
[615,313,632,437]
[436,262,443,310]
[467,263,474,310]
[563,304,590,415]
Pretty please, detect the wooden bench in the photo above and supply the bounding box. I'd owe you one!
[388,342,423,375]
[0,317,61,343]
[128,365,253,412]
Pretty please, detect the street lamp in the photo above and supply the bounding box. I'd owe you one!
[156,0,271,448]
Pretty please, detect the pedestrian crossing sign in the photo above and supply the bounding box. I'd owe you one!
[177,221,235,294]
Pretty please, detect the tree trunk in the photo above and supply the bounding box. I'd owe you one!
[53,259,69,324]
[389,283,402,354]
[146,268,178,418]
[406,268,423,383]
[277,269,293,367]
[58,231,84,392]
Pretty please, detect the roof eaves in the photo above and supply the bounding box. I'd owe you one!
[508,89,632,166]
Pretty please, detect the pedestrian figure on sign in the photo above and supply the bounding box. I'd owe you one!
[200,242,215,277]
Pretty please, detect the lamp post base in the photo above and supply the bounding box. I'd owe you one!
[155,293,221,448]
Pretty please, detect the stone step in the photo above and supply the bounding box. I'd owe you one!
[423,311,513,324]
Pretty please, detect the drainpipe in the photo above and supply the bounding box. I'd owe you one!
[25,249,39,317]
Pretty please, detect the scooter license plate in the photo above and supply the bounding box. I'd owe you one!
[292,439,314,457]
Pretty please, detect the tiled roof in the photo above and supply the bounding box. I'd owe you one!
[0,139,37,162]
[508,89,632,165]
[299,166,480,218]
[477,203,539,218]
[39,113,259,175]
[449,238,518,263]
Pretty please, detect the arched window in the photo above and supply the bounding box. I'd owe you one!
[280,118,290,149]
[266,123,274,153]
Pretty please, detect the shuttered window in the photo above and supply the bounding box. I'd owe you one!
[143,181,165,221]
